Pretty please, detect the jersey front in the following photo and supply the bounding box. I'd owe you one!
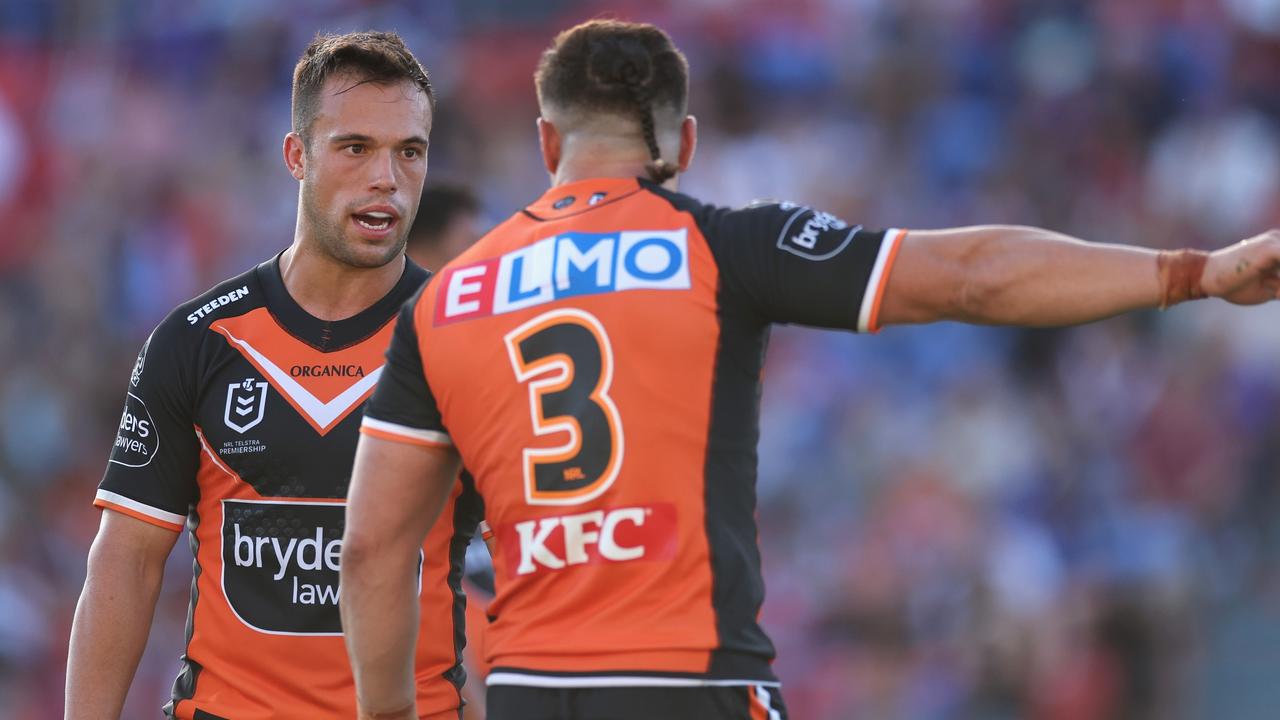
[363,177,904,687]
[97,255,482,719]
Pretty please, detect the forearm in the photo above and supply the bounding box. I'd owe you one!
[883,226,1165,327]
[959,226,1163,325]
[341,435,461,720]
[340,541,422,719]
[65,544,165,719]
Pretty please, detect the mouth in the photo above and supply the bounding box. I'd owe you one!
[350,207,399,236]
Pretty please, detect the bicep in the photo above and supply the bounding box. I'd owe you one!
[345,434,461,554]
[88,508,180,576]
[875,228,974,327]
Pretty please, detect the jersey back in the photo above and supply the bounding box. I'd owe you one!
[364,178,903,686]
[98,256,481,719]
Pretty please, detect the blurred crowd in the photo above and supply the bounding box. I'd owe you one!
[3,0,1280,718]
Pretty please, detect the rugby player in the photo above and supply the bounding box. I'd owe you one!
[340,20,1280,720]
[406,182,483,272]
[65,32,481,720]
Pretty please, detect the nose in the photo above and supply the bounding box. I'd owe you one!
[368,149,397,194]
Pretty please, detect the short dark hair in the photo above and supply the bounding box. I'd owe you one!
[535,20,689,182]
[291,31,435,140]
[408,183,480,245]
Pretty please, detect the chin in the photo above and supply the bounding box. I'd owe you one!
[336,238,405,269]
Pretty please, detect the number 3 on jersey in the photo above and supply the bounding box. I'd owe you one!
[504,308,624,506]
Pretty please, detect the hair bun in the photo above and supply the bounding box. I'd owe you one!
[587,35,654,89]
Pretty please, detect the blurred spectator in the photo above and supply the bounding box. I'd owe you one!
[4,1,1280,718]
[405,181,484,271]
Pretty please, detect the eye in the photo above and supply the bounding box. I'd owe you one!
[344,144,366,155]
[402,147,422,159]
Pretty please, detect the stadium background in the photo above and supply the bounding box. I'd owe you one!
[3,0,1280,717]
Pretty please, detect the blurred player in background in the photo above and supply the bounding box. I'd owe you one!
[406,182,484,272]
[65,32,481,720]
[339,19,1280,720]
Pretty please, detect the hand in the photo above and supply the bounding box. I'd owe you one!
[1202,230,1280,305]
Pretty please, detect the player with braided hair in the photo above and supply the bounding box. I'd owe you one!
[340,19,1280,720]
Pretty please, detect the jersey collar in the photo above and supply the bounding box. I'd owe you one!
[257,253,429,352]
[522,177,644,221]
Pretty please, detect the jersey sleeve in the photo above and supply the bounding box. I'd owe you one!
[96,316,200,532]
[700,201,905,332]
[361,290,452,447]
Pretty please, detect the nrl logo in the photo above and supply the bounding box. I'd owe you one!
[225,377,268,434]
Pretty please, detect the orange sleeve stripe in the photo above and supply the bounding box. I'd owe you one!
[865,228,907,334]
[94,499,185,533]
[359,423,453,448]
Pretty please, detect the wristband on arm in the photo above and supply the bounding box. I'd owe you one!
[1156,249,1209,309]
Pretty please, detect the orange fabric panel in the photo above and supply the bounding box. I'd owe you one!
[211,307,392,435]
[174,431,463,718]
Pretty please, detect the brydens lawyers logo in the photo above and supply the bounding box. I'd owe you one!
[225,377,268,433]
[434,229,691,325]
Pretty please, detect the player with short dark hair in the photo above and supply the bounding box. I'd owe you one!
[65,31,480,720]
[339,19,1280,720]
[405,182,483,272]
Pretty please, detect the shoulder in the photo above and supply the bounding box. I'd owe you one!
[146,263,264,357]
[174,263,262,330]
[641,183,845,252]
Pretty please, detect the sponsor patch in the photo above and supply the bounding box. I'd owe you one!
[109,392,158,468]
[220,499,422,635]
[775,204,862,261]
[435,229,691,325]
[499,503,678,578]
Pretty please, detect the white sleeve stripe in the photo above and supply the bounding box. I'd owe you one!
[361,417,453,445]
[857,228,903,332]
[94,490,186,526]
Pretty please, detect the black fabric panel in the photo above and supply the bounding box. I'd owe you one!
[702,306,778,679]
[635,182,780,680]
[165,505,203,717]
[364,282,449,435]
[444,471,485,697]
[640,179,889,332]
[256,253,430,351]
[487,684,783,720]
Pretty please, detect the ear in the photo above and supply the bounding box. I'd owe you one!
[677,115,697,172]
[283,132,306,181]
[537,117,562,175]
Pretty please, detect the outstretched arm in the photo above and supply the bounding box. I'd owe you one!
[340,434,460,720]
[66,510,178,720]
[877,226,1280,327]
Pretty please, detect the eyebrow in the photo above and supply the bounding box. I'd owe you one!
[329,133,429,146]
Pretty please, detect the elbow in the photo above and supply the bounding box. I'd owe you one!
[947,241,1009,323]
[953,271,1004,322]
[339,531,380,581]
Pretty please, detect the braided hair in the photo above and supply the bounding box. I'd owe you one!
[535,21,689,184]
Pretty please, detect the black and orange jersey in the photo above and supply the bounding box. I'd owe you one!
[362,177,903,688]
[97,254,482,719]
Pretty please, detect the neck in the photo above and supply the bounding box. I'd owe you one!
[552,137,678,190]
[278,240,404,322]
